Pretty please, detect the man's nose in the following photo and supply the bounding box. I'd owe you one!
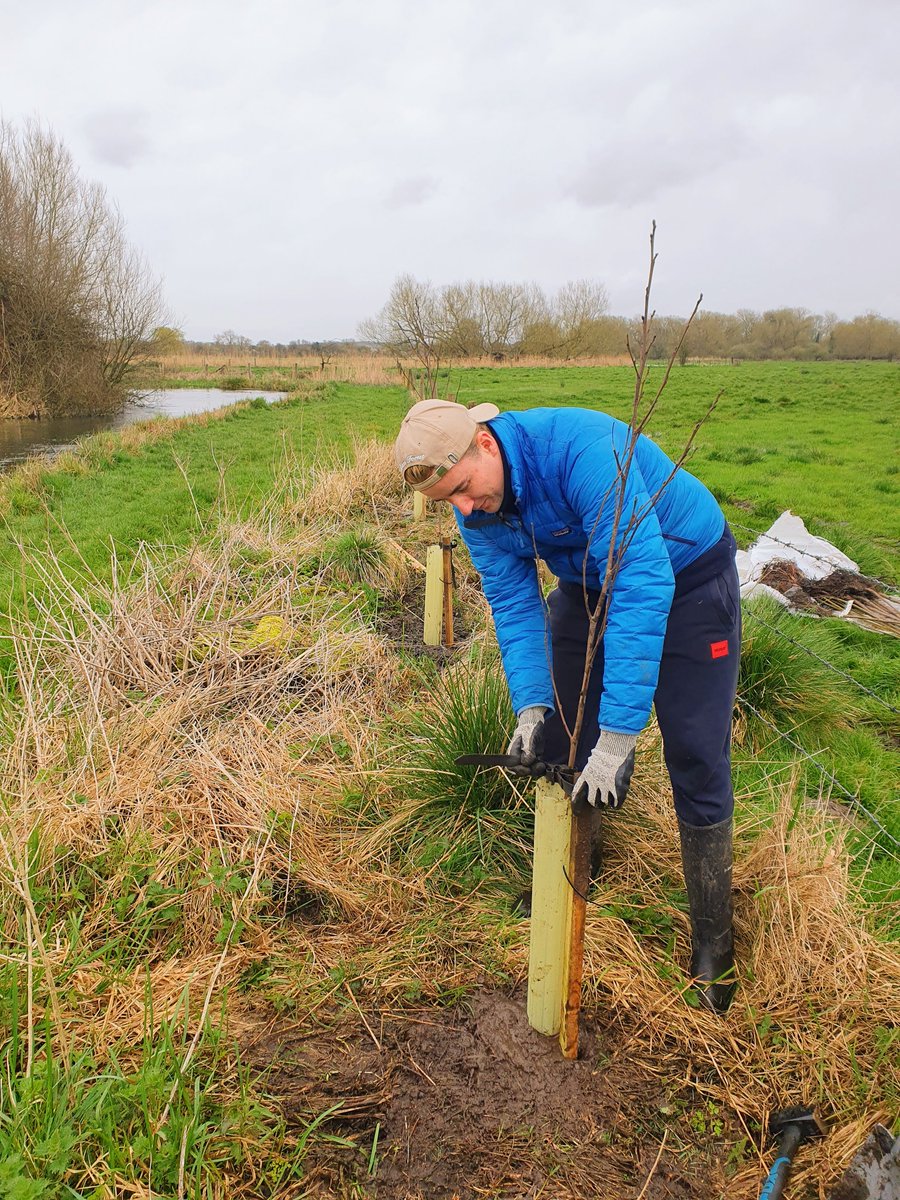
[450,495,474,516]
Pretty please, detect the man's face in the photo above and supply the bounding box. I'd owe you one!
[422,428,505,516]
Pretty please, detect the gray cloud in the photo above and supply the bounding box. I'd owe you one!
[385,175,439,209]
[83,108,152,169]
[568,135,748,209]
[1,0,897,336]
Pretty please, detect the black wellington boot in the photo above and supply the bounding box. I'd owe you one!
[678,816,736,1015]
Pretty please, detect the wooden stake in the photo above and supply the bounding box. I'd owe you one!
[526,778,574,1036]
[441,539,454,647]
[413,491,427,520]
[423,544,442,645]
[560,804,592,1059]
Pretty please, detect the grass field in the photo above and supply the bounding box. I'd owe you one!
[0,361,897,1197]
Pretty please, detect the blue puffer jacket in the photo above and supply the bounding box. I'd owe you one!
[456,408,725,735]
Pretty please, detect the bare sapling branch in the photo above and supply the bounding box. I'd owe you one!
[557,224,722,1058]
[567,223,715,765]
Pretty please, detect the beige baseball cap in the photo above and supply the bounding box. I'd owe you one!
[394,398,500,490]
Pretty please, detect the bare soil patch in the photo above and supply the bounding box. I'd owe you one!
[240,989,733,1199]
[375,580,471,663]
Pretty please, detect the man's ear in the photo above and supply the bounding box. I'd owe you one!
[476,427,498,456]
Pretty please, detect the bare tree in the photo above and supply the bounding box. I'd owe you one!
[362,275,612,363]
[554,279,609,356]
[440,282,484,357]
[830,312,900,360]
[213,330,253,354]
[0,119,163,417]
[476,281,542,356]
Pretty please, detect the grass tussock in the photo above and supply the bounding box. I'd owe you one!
[0,436,897,1196]
[737,596,868,745]
[298,436,405,523]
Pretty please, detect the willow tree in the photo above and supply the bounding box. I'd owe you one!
[0,120,164,417]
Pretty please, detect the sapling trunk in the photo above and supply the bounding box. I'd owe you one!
[441,539,455,647]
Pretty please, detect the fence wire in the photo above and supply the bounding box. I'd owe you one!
[742,606,900,717]
[736,693,900,855]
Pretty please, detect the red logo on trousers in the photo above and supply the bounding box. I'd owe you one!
[710,640,729,659]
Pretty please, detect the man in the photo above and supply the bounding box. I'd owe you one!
[394,398,741,1015]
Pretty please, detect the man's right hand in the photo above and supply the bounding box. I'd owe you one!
[506,705,548,767]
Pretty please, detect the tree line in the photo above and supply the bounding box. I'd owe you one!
[3,116,897,423]
[0,121,163,417]
[357,274,900,363]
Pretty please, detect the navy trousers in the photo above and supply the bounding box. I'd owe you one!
[541,551,742,827]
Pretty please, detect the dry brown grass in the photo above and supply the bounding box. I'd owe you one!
[569,750,899,1195]
[151,350,633,389]
[0,438,896,1197]
[298,437,406,524]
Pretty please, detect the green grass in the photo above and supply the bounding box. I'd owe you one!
[446,361,900,581]
[4,363,897,597]
[0,384,406,652]
[395,658,532,890]
[0,983,321,1196]
[0,360,896,1194]
[1,363,896,841]
[1,363,897,839]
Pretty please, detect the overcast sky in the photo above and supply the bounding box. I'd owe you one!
[5,0,899,341]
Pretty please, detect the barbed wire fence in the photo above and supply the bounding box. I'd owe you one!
[736,694,900,854]
[729,518,900,597]
[731,518,899,857]
[742,606,900,717]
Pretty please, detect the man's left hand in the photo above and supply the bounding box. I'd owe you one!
[571,731,637,809]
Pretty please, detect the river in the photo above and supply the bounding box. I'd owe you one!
[0,389,286,472]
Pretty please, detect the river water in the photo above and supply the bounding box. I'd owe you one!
[0,389,286,472]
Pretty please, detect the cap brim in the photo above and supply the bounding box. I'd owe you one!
[467,403,500,422]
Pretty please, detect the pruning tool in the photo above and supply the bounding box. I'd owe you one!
[454,754,580,801]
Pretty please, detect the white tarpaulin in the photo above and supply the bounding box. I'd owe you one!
[737,511,859,604]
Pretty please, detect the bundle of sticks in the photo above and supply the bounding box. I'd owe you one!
[758,561,900,637]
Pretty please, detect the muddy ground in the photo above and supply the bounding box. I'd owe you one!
[241,989,740,1199]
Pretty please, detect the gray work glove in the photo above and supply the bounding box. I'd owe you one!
[506,705,548,768]
[571,730,637,809]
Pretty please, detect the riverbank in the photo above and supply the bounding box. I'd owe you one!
[0,387,289,473]
[0,381,406,607]
[0,383,896,1195]
[1,363,896,858]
